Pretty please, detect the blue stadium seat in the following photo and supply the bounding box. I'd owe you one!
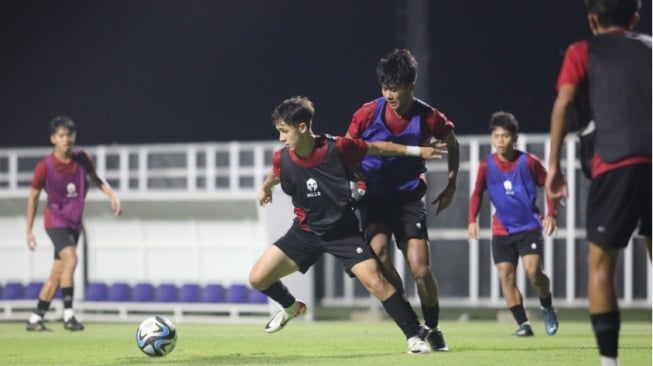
[85,282,108,301]
[202,284,225,303]
[226,284,248,303]
[249,288,268,304]
[2,282,23,299]
[108,282,131,301]
[179,283,200,302]
[155,283,178,302]
[133,283,154,302]
[25,281,44,299]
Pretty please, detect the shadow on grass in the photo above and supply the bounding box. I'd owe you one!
[101,351,400,365]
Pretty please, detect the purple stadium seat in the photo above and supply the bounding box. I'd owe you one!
[155,283,178,302]
[85,282,108,301]
[108,282,131,301]
[202,284,225,303]
[3,282,23,299]
[249,288,268,304]
[226,284,248,303]
[25,281,44,299]
[133,283,154,302]
[179,284,200,302]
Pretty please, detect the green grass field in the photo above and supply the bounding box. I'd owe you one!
[0,320,650,365]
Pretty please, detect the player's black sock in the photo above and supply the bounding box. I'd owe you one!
[590,311,620,358]
[539,293,552,310]
[422,303,440,329]
[509,304,528,325]
[61,287,74,309]
[382,291,420,339]
[260,281,295,308]
[35,299,50,317]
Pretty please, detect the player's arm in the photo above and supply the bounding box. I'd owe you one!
[546,83,576,205]
[530,154,558,236]
[432,130,460,215]
[467,161,487,240]
[258,169,280,206]
[365,140,447,160]
[26,187,41,251]
[82,152,121,217]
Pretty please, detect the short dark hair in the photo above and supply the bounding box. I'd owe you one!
[271,96,315,128]
[489,111,519,135]
[585,0,640,28]
[376,49,418,87]
[49,116,76,135]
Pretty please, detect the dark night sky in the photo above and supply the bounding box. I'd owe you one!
[1,0,650,147]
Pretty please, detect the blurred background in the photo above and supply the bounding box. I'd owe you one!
[2,0,650,147]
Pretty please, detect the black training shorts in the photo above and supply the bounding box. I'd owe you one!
[274,222,375,277]
[587,163,652,248]
[46,227,80,260]
[360,195,428,245]
[491,230,544,265]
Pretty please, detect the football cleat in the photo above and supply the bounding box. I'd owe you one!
[542,307,559,336]
[26,320,52,332]
[265,300,307,333]
[407,335,431,354]
[64,316,85,331]
[512,323,534,337]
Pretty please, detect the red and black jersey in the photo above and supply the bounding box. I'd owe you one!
[557,31,652,178]
[272,135,369,235]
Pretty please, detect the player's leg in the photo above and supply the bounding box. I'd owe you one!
[394,198,448,350]
[588,243,620,364]
[518,231,558,335]
[350,257,429,354]
[58,245,84,330]
[368,229,405,293]
[250,226,314,333]
[493,235,532,336]
[26,259,62,331]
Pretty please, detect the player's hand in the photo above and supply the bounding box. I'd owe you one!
[257,188,273,206]
[431,182,456,215]
[542,216,557,237]
[111,195,122,217]
[545,163,568,207]
[419,141,448,160]
[467,222,480,239]
[26,232,36,251]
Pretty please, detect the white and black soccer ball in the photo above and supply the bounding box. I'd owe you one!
[135,315,177,357]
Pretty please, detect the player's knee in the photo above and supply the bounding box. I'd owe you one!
[248,271,265,290]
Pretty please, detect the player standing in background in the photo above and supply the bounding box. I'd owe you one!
[546,1,651,365]
[25,116,121,332]
[249,96,448,354]
[468,111,559,337]
[346,48,459,351]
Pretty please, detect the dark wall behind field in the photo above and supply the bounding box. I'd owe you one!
[1,0,650,147]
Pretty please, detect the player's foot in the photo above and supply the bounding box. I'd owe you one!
[418,325,450,352]
[26,320,51,332]
[512,323,534,337]
[265,300,306,333]
[407,334,431,354]
[63,316,85,331]
[541,307,559,336]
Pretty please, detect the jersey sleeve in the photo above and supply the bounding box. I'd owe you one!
[468,159,488,224]
[526,153,557,218]
[346,102,377,138]
[272,150,282,178]
[336,137,369,166]
[424,108,455,141]
[556,40,588,90]
[31,160,47,189]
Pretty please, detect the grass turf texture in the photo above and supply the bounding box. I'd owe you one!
[0,320,650,365]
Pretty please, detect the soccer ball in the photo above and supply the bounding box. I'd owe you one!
[135,316,177,357]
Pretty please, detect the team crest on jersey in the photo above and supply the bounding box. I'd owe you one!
[503,180,514,195]
[305,178,321,198]
[66,183,78,198]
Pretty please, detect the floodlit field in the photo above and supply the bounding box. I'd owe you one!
[0,320,650,365]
